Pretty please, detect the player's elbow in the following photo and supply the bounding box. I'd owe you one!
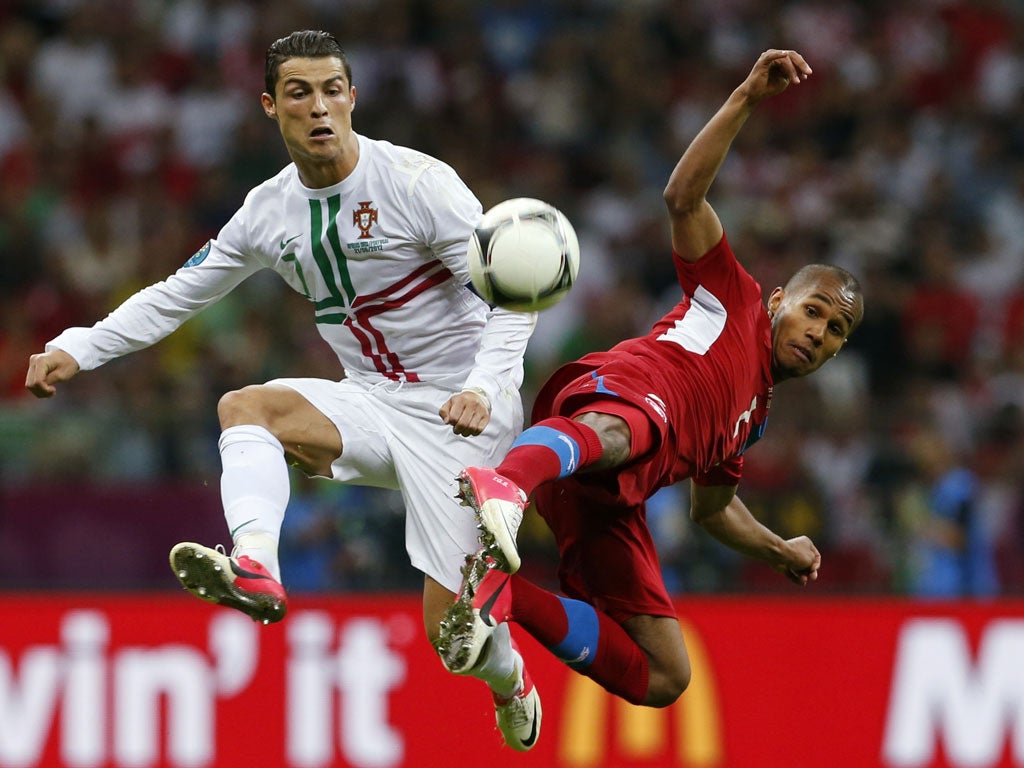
[663,180,702,219]
[689,484,737,526]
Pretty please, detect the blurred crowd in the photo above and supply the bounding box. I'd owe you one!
[1,0,1023,596]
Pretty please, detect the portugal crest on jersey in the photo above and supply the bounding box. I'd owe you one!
[353,201,378,239]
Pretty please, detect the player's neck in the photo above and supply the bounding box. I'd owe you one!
[295,135,360,189]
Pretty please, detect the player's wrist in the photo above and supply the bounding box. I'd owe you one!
[762,535,792,567]
[460,386,491,412]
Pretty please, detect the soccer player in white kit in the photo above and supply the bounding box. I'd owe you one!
[25,30,542,751]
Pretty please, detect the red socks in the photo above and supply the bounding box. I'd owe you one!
[509,574,650,705]
[497,416,604,497]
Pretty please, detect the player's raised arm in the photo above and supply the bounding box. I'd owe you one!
[664,49,812,263]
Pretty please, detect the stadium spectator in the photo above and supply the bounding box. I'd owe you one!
[900,225,981,380]
[905,425,999,598]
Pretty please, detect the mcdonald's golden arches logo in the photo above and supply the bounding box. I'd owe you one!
[558,620,722,766]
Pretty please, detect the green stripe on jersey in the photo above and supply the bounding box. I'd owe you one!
[315,295,345,311]
[309,198,346,305]
[314,313,348,325]
[308,195,357,307]
[326,195,357,300]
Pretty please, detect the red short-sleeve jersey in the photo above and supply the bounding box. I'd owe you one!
[530,234,775,620]
[533,233,774,504]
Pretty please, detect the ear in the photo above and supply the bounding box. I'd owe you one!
[349,85,357,111]
[767,287,785,317]
[261,92,277,120]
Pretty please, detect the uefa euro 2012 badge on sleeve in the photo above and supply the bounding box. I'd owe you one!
[183,241,212,268]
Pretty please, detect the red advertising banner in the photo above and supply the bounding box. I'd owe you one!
[0,594,1022,768]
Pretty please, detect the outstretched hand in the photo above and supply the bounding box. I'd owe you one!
[741,49,812,104]
[774,535,821,586]
[25,349,80,398]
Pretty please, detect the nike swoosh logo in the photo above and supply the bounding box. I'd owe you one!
[521,698,539,748]
[279,234,301,250]
[565,646,590,665]
[229,517,259,537]
[230,560,273,581]
[479,574,509,625]
[500,513,519,548]
[556,434,577,472]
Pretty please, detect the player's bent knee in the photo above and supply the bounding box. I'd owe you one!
[217,386,271,427]
[645,659,691,708]
[573,411,632,467]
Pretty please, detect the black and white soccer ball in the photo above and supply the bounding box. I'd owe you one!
[467,198,580,312]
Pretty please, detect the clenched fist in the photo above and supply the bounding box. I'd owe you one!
[25,349,80,398]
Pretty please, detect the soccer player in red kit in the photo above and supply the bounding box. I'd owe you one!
[436,48,864,714]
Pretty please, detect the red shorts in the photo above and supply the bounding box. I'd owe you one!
[530,354,680,623]
[532,479,677,623]
[532,353,681,506]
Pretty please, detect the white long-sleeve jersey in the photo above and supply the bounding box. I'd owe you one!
[48,134,536,401]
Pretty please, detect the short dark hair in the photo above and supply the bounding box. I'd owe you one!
[786,264,865,331]
[264,30,351,96]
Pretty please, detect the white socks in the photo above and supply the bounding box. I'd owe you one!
[219,425,289,582]
[470,623,521,698]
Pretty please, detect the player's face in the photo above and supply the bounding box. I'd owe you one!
[261,57,356,184]
[767,274,860,381]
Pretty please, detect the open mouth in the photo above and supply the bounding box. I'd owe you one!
[310,127,334,139]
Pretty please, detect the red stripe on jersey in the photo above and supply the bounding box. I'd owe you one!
[344,318,401,380]
[347,262,455,381]
[352,261,444,308]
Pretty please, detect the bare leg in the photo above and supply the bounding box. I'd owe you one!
[622,614,692,707]
[423,576,457,646]
[218,383,343,476]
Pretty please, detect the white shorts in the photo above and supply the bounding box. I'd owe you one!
[270,377,523,592]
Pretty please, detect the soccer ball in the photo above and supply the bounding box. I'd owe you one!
[467,198,580,312]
